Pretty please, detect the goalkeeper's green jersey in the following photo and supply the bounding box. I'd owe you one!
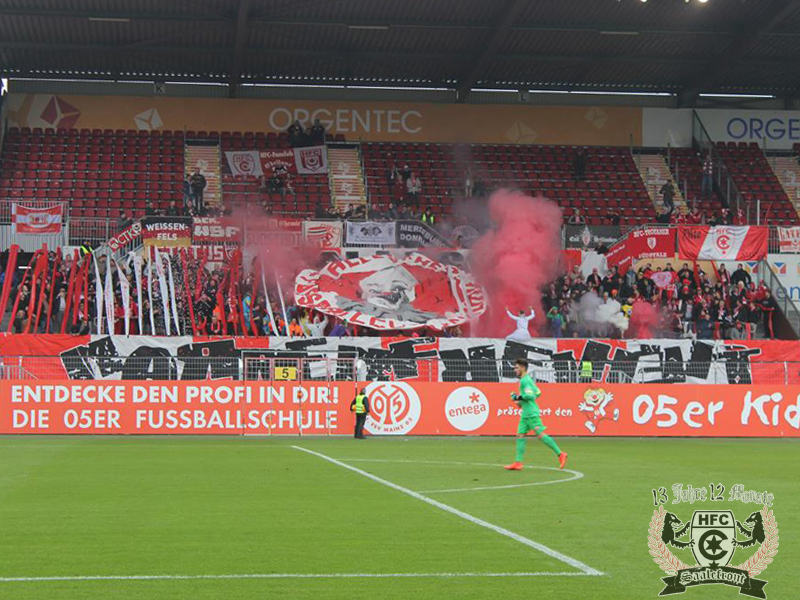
[518,374,542,418]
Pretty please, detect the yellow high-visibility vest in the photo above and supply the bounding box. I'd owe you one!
[354,394,367,414]
[580,361,593,378]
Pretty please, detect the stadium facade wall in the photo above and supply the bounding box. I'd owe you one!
[4,93,644,145]
[8,92,800,148]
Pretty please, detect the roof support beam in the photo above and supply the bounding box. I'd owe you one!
[456,0,527,102]
[228,0,251,98]
[678,0,800,106]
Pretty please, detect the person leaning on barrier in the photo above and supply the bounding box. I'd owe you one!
[350,388,371,439]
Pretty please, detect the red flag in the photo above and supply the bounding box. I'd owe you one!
[61,250,79,334]
[25,248,48,333]
[0,245,19,322]
[194,248,208,301]
[45,248,62,333]
[180,248,197,335]
[7,250,41,333]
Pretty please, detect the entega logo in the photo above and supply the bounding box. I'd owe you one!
[648,489,778,598]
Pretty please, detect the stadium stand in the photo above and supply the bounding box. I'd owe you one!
[0,127,184,219]
[362,143,654,225]
[716,141,800,225]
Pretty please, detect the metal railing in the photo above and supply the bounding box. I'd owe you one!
[692,110,747,213]
[69,217,123,246]
[0,356,794,385]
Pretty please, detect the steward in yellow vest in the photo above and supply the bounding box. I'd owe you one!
[350,389,371,439]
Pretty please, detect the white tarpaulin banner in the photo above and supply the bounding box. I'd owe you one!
[294,252,486,331]
[346,221,396,245]
[224,151,263,177]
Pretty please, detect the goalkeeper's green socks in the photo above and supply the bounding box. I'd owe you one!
[515,437,526,462]
[540,434,561,456]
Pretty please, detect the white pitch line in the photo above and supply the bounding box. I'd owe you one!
[335,458,584,494]
[292,446,603,576]
[0,571,597,584]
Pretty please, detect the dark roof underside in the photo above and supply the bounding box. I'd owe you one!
[2,0,800,102]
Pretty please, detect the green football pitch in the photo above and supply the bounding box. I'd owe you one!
[0,436,796,600]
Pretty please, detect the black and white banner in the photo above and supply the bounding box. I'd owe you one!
[345,221,396,245]
[30,335,788,385]
[396,220,451,247]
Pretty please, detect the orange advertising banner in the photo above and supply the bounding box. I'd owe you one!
[7,93,643,146]
[2,380,799,437]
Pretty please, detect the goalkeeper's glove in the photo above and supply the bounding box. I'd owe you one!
[510,393,520,401]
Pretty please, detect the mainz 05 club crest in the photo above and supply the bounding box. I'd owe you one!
[648,484,778,598]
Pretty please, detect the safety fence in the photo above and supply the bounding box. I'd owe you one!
[0,356,795,385]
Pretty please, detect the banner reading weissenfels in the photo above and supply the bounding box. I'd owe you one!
[2,381,799,436]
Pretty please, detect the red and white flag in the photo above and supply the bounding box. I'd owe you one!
[294,145,328,174]
[294,252,486,331]
[224,151,263,177]
[648,270,678,290]
[678,226,768,261]
[11,204,63,234]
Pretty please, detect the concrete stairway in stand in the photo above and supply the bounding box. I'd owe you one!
[184,142,222,206]
[327,146,367,211]
[634,153,688,215]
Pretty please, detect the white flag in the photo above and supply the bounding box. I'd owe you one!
[92,253,104,334]
[166,254,181,335]
[146,250,156,335]
[131,252,144,335]
[260,260,277,335]
[153,247,171,335]
[115,258,131,336]
[275,268,291,337]
[104,258,115,336]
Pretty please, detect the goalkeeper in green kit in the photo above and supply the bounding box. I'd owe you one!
[505,358,568,471]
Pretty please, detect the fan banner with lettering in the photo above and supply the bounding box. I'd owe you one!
[778,227,800,253]
[192,216,242,244]
[11,204,63,234]
[2,381,799,436]
[258,145,327,176]
[679,226,768,261]
[628,227,676,259]
[0,333,796,385]
[294,252,487,330]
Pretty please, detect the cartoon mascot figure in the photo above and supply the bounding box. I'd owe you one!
[578,388,620,433]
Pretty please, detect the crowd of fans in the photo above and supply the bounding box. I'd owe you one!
[0,242,780,341]
[542,261,778,340]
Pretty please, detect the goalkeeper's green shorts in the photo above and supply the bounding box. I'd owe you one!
[518,415,546,435]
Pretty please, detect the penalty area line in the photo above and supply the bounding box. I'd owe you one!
[0,572,597,584]
[292,446,603,577]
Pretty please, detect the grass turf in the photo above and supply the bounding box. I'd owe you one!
[0,436,796,600]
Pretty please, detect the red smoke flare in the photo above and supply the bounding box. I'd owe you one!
[628,299,659,339]
[471,190,563,337]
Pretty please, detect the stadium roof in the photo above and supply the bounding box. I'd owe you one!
[2,0,800,104]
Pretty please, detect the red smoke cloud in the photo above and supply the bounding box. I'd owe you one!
[471,190,563,337]
[628,299,659,339]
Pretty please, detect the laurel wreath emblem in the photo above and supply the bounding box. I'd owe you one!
[647,504,779,577]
